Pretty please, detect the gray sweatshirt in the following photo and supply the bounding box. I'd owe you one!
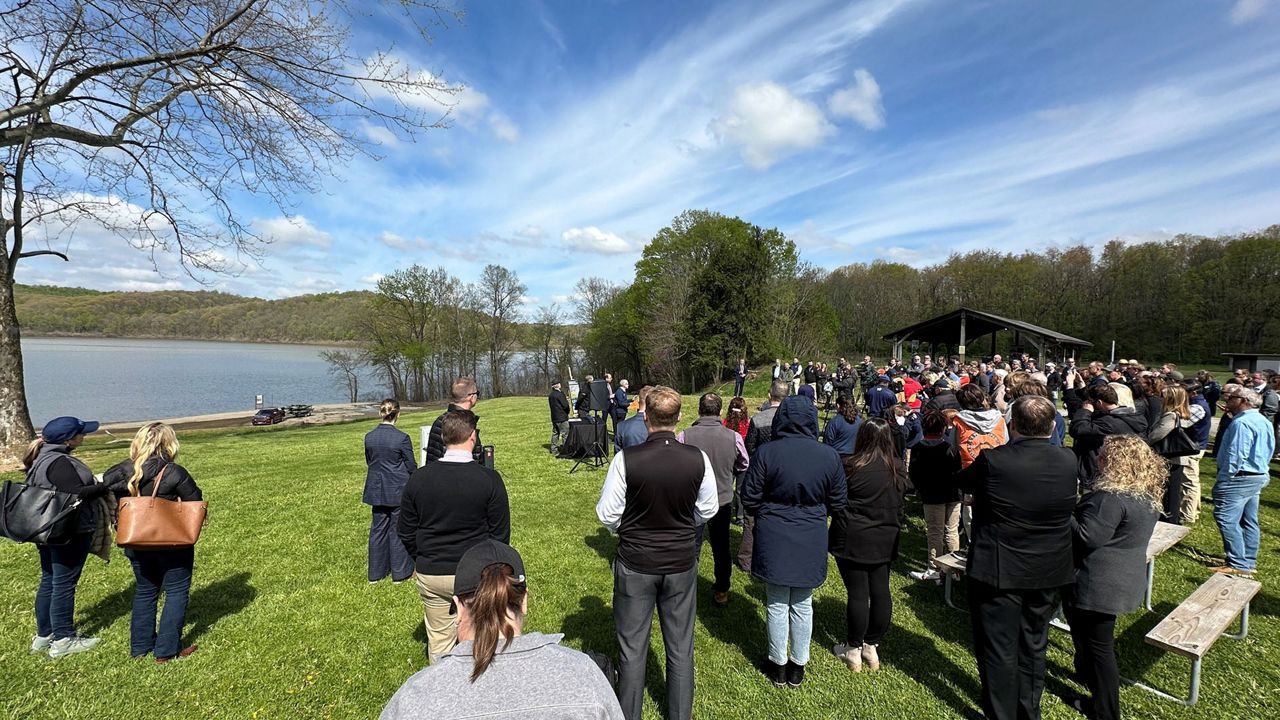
[380,632,624,720]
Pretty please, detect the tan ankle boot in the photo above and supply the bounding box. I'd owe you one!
[861,643,880,671]
[833,643,862,672]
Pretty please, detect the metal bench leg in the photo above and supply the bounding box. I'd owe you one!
[1124,656,1202,707]
[1144,560,1155,611]
[942,572,963,609]
[1224,603,1250,640]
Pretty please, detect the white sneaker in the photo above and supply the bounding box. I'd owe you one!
[30,635,52,653]
[910,568,942,583]
[48,636,100,659]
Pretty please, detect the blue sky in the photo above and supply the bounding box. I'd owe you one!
[24,0,1280,308]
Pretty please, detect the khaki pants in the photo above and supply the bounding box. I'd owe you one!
[1180,450,1205,524]
[924,502,962,561]
[413,572,457,661]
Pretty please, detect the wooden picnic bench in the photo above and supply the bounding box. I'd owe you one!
[932,551,967,609]
[936,521,1192,615]
[1126,573,1260,706]
[1144,521,1192,610]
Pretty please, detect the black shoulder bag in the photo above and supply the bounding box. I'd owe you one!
[0,480,83,545]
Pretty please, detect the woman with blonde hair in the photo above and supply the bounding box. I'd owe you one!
[363,398,417,584]
[1146,385,1194,523]
[1063,435,1162,720]
[104,422,203,662]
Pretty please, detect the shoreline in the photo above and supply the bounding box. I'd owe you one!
[95,401,446,435]
[24,333,364,348]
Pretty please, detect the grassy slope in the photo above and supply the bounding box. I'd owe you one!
[1,394,1277,719]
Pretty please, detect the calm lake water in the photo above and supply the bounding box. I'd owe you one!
[22,337,365,425]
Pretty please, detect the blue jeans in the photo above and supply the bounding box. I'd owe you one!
[765,584,814,665]
[35,532,93,639]
[368,505,413,582]
[1212,473,1270,571]
[125,547,194,657]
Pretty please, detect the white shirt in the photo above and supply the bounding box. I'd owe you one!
[595,447,719,534]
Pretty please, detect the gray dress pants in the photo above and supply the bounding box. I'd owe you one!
[613,559,698,720]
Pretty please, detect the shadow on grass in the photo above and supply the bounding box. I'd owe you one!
[812,592,982,718]
[695,574,766,663]
[186,572,256,644]
[584,528,615,562]
[560,593,666,713]
[79,585,135,636]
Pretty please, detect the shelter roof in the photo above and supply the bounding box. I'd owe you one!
[881,307,1093,347]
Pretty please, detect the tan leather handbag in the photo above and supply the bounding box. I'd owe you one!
[116,465,207,548]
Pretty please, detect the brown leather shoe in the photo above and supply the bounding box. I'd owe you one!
[155,645,198,664]
[713,591,729,607]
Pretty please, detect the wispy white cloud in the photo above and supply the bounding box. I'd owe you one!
[252,216,333,249]
[807,51,1280,257]
[489,113,520,143]
[359,119,399,146]
[1230,0,1269,24]
[828,69,885,130]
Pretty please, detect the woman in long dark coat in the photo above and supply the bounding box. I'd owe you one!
[742,397,846,689]
[1064,435,1162,720]
[828,418,910,673]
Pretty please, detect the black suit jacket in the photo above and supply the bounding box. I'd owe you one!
[548,389,570,424]
[955,437,1077,590]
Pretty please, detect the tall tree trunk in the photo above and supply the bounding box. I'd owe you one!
[0,266,35,451]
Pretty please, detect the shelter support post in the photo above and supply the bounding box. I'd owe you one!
[958,312,967,365]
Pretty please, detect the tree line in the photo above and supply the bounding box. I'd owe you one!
[579,215,1279,391]
[820,225,1280,365]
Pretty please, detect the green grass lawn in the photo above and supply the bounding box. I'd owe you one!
[2,394,1277,719]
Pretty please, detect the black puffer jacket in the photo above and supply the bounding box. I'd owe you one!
[104,455,202,501]
[424,404,484,464]
[1067,404,1149,484]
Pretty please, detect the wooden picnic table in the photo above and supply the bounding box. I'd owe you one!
[932,520,1191,614]
[1144,521,1192,610]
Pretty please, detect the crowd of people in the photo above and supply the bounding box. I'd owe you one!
[14,353,1277,719]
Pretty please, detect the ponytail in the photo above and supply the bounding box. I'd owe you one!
[21,438,45,470]
[459,563,527,682]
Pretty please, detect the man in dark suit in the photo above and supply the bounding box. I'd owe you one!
[612,379,630,450]
[955,395,1077,720]
[548,380,571,456]
[734,358,747,397]
[574,374,594,418]
[615,386,651,450]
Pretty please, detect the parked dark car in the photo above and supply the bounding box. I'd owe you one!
[251,408,286,426]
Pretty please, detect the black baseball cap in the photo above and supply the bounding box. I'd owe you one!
[453,540,526,597]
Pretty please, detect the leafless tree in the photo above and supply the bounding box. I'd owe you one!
[320,348,365,403]
[531,303,560,385]
[478,263,525,397]
[572,276,619,324]
[0,0,462,447]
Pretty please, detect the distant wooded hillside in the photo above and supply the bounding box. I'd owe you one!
[15,285,374,343]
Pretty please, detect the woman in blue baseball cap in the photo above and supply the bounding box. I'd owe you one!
[22,415,106,659]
